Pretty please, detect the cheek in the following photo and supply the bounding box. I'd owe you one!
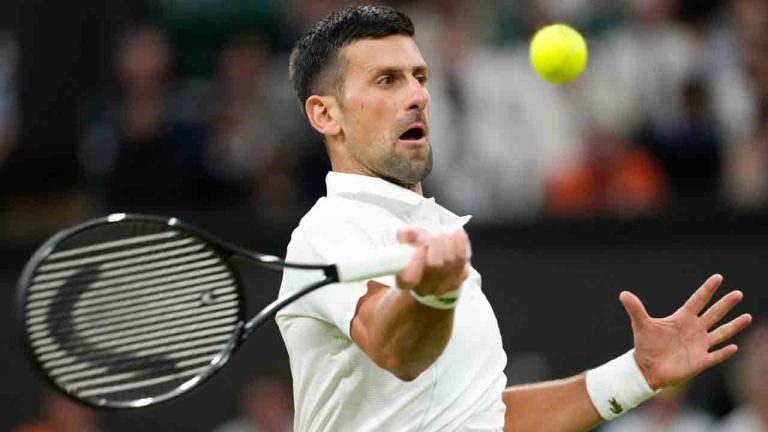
[366,97,394,117]
[359,99,395,131]
[343,93,399,143]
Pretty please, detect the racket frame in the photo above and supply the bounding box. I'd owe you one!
[17,213,338,409]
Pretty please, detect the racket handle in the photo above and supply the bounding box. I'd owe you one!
[334,242,472,282]
[335,244,414,282]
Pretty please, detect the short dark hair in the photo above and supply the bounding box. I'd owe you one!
[288,5,415,110]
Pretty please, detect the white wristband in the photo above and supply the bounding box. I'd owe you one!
[409,288,461,310]
[585,350,659,420]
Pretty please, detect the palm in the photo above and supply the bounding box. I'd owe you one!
[620,275,752,390]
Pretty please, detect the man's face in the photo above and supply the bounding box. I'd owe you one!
[334,35,432,187]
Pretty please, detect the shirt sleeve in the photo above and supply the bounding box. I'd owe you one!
[281,219,392,339]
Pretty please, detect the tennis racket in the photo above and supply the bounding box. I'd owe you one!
[17,213,419,409]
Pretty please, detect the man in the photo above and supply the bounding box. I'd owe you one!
[275,6,752,431]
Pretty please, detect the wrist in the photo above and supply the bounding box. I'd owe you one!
[632,353,659,391]
[585,349,660,421]
[408,288,461,310]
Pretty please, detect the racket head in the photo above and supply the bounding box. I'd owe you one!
[17,213,247,409]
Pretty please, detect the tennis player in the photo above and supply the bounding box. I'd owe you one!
[275,6,752,431]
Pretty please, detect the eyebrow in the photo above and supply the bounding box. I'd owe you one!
[366,64,429,76]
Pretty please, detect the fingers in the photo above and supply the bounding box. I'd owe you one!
[426,234,447,267]
[705,344,739,369]
[426,231,467,280]
[399,229,470,294]
[397,227,428,245]
[709,313,753,346]
[682,274,723,315]
[619,291,650,331]
[448,230,470,282]
[453,230,470,280]
[700,290,744,329]
[454,229,469,261]
[396,244,426,290]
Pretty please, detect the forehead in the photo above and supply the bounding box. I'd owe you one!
[340,35,426,74]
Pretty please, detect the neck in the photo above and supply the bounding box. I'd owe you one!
[331,165,423,195]
[328,144,424,196]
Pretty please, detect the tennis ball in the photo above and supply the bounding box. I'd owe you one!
[529,24,588,84]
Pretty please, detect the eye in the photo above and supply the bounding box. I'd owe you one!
[415,74,428,85]
[377,75,394,86]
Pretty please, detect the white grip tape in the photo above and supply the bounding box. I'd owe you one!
[335,244,414,282]
[334,237,473,283]
[585,350,659,420]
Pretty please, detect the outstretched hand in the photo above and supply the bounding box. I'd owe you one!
[621,274,752,390]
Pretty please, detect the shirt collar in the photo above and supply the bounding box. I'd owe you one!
[325,171,472,228]
[326,171,425,206]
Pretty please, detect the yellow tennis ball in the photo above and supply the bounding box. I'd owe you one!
[529,24,588,84]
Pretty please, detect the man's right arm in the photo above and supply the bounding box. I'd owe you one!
[350,228,470,381]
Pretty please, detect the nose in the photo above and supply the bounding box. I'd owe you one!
[405,77,428,111]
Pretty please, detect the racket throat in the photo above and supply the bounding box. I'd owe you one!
[241,276,336,340]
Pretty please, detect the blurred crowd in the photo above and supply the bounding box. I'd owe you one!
[600,319,768,431]
[12,320,768,431]
[0,0,767,234]
[4,2,767,429]
[419,0,768,220]
[13,377,294,432]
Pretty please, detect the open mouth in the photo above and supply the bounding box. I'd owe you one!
[399,126,426,142]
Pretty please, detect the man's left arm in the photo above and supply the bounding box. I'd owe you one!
[502,274,752,432]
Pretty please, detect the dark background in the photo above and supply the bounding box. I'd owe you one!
[3,215,766,430]
[1,0,767,430]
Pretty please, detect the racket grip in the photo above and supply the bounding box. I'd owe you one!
[334,242,472,282]
[335,244,414,282]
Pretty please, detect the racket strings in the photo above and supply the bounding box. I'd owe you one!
[30,245,211,285]
[27,288,238,336]
[41,332,235,372]
[28,251,219,296]
[27,277,236,325]
[36,312,238,360]
[24,222,243,405]
[30,295,239,346]
[51,327,234,381]
[26,266,232,317]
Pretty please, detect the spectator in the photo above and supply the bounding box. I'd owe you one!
[153,0,286,76]
[79,27,213,212]
[204,34,279,204]
[722,0,768,209]
[600,384,715,432]
[423,3,586,221]
[545,130,666,217]
[640,78,723,210]
[213,378,293,432]
[585,0,698,137]
[13,392,101,432]
[203,33,320,215]
[720,320,768,432]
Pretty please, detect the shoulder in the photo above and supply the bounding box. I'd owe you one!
[299,194,399,229]
[288,196,401,261]
[296,196,364,230]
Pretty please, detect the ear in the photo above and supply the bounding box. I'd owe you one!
[305,95,341,137]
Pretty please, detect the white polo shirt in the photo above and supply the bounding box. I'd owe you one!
[276,172,507,431]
